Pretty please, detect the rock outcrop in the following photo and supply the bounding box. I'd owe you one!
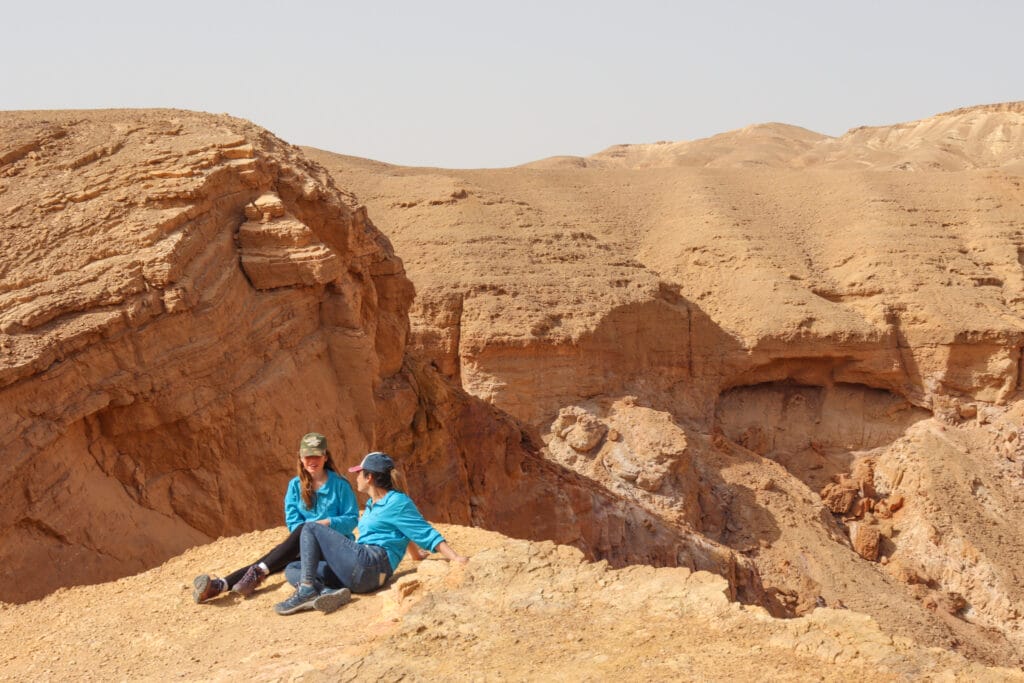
[0,110,415,602]
[0,110,762,611]
[1,525,1020,681]
[307,103,1024,665]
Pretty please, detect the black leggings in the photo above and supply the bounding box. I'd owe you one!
[223,523,307,587]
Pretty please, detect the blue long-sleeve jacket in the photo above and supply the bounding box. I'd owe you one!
[357,490,444,570]
[284,470,359,539]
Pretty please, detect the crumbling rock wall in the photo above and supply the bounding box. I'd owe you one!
[306,108,1024,665]
[0,110,413,602]
[0,111,766,613]
[373,362,767,607]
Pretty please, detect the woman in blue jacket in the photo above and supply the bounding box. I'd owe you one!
[275,451,467,615]
[193,432,358,603]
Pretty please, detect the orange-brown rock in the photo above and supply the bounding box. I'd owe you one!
[849,521,882,561]
[3,526,1021,682]
[306,102,1024,665]
[0,110,763,611]
[820,477,860,515]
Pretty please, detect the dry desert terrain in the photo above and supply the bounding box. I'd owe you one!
[2,104,1024,679]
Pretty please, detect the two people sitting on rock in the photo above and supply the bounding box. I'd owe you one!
[275,450,468,615]
[192,433,467,614]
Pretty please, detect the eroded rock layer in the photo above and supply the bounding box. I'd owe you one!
[307,103,1024,665]
[0,111,758,610]
[0,110,420,601]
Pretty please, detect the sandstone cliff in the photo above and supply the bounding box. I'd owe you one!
[0,111,758,611]
[307,102,1024,665]
[0,110,416,602]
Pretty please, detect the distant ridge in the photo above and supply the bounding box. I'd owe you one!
[520,102,1024,171]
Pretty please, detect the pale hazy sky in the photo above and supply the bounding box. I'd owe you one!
[3,1,1021,168]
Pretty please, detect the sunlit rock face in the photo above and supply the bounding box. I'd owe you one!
[307,103,1024,665]
[0,110,415,602]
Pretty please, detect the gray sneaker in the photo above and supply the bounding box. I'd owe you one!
[274,584,320,615]
[313,587,352,614]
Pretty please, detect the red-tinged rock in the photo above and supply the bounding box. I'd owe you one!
[820,481,858,515]
[849,522,881,561]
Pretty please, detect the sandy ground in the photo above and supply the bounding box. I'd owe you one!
[2,524,1021,682]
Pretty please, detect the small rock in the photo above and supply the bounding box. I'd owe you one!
[957,403,977,420]
[820,480,858,515]
[566,414,607,453]
[849,522,881,561]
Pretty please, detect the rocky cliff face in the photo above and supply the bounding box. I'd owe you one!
[0,111,758,610]
[308,104,1024,665]
[0,110,417,602]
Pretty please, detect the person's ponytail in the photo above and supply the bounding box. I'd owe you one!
[389,467,408,494]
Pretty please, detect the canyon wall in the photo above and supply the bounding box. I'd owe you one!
[0,110,418,601]
[308,103,1024,665]
[0,111,757,608]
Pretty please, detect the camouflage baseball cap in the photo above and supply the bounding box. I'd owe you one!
[299,432,327,457]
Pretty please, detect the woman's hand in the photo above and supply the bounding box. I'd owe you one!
[316,518,332,526]
[435,541,469,564]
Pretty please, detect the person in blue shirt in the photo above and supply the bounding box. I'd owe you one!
[275,451,468,615]
[192,432,358,603]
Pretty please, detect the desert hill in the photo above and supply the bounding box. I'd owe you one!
[4,104,1024,675]
[1,524,1020,681]
[529,102,1024,171]
[305,102,1024,666]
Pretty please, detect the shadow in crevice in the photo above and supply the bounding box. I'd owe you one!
[394,359,778,613]
[713,380,931,493]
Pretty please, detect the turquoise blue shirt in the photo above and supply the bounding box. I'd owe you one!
[357,490,444,570]
[284,470,359,539]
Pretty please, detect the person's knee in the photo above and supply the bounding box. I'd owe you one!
[302,522,329,540]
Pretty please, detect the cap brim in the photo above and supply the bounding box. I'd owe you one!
[347,465,363,472]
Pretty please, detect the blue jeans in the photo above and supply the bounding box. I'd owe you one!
[291,523,392,594]
[284,561,341,589]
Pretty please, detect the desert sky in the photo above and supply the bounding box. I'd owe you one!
[3,0,1023,167]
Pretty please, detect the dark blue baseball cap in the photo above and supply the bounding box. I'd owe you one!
[348,451,394,473]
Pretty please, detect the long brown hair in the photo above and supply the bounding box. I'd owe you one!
[297,449,338,509]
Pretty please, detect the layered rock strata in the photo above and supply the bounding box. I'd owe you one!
[0,110,417,602]
[308,103,1024,665]
[0,110,761,610]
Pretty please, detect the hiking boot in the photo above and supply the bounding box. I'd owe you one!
[192,574,223,604]
[231,564,266,598]
[313,587,352,614]
[274,584,320,615]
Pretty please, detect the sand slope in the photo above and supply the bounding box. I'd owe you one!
[1,525,1019,682]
